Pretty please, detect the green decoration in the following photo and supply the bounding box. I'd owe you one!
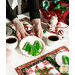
[54,4,69,13]
[33,40,43,50]
[23,23,28,29]
[56,24,60,27]
[29,45,39,56]
[43,30,46,34]
[22,41,43,56]
[22,42,31,52]
[54,4,61,10]
[62,55,69,65]
[44,67,49,73]
[36,69,43,73]
[36,67,52,75]
[47,56,60,70]
[51,0,60,4]
[23,23,26,26]
[41,1,50,11]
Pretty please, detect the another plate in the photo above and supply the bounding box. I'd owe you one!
[55,51,69,66]
[19,36,45,58]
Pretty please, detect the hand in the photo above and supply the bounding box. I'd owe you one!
[32,19,43,39]
[13,18,29,40]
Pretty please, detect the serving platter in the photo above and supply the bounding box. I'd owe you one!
[19,36,45,58]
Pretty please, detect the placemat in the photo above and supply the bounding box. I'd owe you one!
[6,17,33,36]
[15,46,69,75]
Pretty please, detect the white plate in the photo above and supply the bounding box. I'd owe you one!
[55,51,69,66]
[19,36,45,58]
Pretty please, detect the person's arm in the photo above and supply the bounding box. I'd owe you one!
[27,0,40,21]
[27,0,43,39]
[6,0,29,40]
[6,0,17,21]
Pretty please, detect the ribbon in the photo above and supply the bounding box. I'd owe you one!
[51,0,60,4]
[41,1,50,11]
[54,4,69,13]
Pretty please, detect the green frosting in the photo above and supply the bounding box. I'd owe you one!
[29,45,39,56]
[22,42,31,52]
[22,41,43,56]
[62,55,69,65]
[33,40,43,50]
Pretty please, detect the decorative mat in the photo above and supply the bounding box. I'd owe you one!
[15,46,69,75]
[6,17,33,36]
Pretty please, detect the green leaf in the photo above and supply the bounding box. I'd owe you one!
[44,67,49,73]
[36,69,43,73]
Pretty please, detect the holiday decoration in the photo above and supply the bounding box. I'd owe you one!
[40,0,69,25]
[43,30,47,34]
[41,0,50,11]
[53,4,69,13]
[35,66,53,75]
[22,40,43,56]
[51,0,60,4]
[15,46,69,75]
[57,29,64,35]
[48,1,69,22]
[39,0,69,36]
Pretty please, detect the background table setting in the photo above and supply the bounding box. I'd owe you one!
[6,13,69,75]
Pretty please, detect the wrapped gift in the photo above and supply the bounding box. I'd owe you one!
[64,14,69,25]
[40,0,69,35]
[40,0,69,24]
[48,1,69,22]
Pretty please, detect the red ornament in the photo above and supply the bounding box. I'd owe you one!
[58,29,64,35]
[35,65,39,71]
[48,26,50,29]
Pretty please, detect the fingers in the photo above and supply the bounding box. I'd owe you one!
[21,32,25,38]
[40,30,43,39]
[32,25,36,35]
[25,32,29,36]
[20,31,29,38]
[37,29,43,39]
[16,31,21,41]
[32,24,43,39]
[38,31,42,39]
[17,30,29,40]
